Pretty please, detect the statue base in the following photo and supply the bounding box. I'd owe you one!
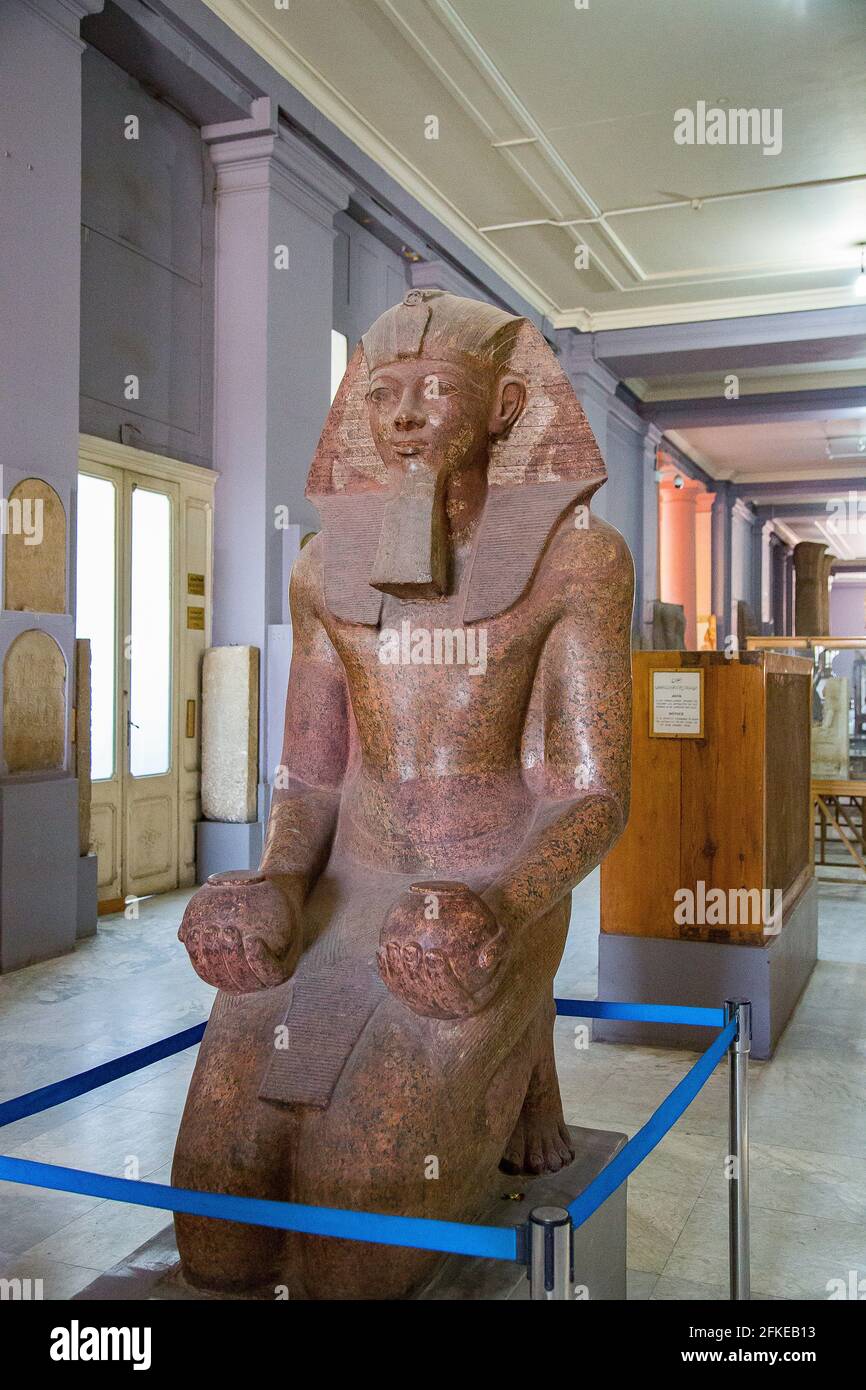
[72,1125,627,1301]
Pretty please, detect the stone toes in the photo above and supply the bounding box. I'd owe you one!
[557,1136,575,1166]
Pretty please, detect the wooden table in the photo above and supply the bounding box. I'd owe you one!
[813,779,866,880]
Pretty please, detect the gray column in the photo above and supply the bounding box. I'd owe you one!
[204,101,352,647]
[750,514,765,627]
[199,102,351,871]
[0,0,103,968]
[784,549,795,636]
[640,424,662,643]
[712,482,732,651]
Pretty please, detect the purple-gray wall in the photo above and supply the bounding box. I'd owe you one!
[79,44,215,467]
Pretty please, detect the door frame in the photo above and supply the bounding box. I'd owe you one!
[77,434,216,910]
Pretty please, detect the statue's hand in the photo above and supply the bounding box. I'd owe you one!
[377,881,508,1020]
[178,871,301,993]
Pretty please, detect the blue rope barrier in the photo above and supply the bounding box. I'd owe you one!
[0,1156,518,1262]
[555,998,726,1027]
[0,999,738,1264]
[0,1023,206,1129]
[567,1016,737,1226]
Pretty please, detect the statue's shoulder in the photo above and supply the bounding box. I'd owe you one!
[544,510,634,603]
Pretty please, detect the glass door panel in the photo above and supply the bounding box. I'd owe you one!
[129,486,172,778]
[76,473,117,781]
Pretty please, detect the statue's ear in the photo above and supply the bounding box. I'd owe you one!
[489,374,526,439]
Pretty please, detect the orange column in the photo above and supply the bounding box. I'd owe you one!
[695,490,716,649]
[659,477,704,649]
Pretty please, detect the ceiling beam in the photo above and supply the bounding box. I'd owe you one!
[591,305,866,378]
[638,386,866,430]
[732,477,866,500]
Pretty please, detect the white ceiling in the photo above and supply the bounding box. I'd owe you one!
[673,417,866,481]
[208,0,866,328]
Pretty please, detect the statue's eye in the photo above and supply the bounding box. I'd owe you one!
[369,387,391,404]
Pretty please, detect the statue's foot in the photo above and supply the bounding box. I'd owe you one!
[499,1110,575,1176]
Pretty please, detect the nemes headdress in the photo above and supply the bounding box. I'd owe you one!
[306,290,607,624]
[360,289,521,374]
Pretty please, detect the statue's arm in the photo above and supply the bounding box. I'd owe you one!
[483,522,634,936]
[178,539,348,993]
[259,539,349,900]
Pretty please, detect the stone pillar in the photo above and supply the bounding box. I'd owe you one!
[784,548,795,636]
[711,482,732,650]
[694,489,716,649]
[793,542,831,636]
[778,533,789,636]
[636,424,662,644]
[658,475,703,649]
[0,0,102,968]
[199,101,352,873]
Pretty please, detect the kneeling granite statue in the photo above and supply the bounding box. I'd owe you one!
[173,290,633,1299]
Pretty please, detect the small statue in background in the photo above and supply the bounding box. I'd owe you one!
[173,290,633,1299]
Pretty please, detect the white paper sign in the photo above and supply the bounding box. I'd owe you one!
[651,670,703,737]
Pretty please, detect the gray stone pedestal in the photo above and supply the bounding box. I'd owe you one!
[418,1124,627,1300]
[0,775,79,972]
[73,1125,627,1301]
[596,876,818,1059]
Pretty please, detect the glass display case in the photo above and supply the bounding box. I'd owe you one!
[746,637,866,879]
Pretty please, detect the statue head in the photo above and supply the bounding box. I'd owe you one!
[307,289,607,624]
[360,292,526,598]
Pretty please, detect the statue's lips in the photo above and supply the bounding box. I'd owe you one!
[392,441,427,456]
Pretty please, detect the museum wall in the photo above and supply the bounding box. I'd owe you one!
[0,0,87,969]
[830,580,866,637]
[333,212,410,358]
[79,45,215,469]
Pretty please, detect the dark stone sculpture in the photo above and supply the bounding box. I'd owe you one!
[651,600,686,651]
[172,290,634,1299]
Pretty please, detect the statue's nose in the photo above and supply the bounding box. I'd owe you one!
[394,393,425,430]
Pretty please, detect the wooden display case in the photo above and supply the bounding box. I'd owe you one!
[601,650,814,946]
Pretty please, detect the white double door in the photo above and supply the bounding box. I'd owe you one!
[77,439,213,908]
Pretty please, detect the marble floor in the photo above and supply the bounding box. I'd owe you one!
[1,873,864,1301]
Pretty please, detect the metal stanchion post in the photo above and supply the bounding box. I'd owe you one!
[527,1206,572,1300]
[725,998,751,1301]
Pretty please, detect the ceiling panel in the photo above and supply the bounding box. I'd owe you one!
[212,0,866,325]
